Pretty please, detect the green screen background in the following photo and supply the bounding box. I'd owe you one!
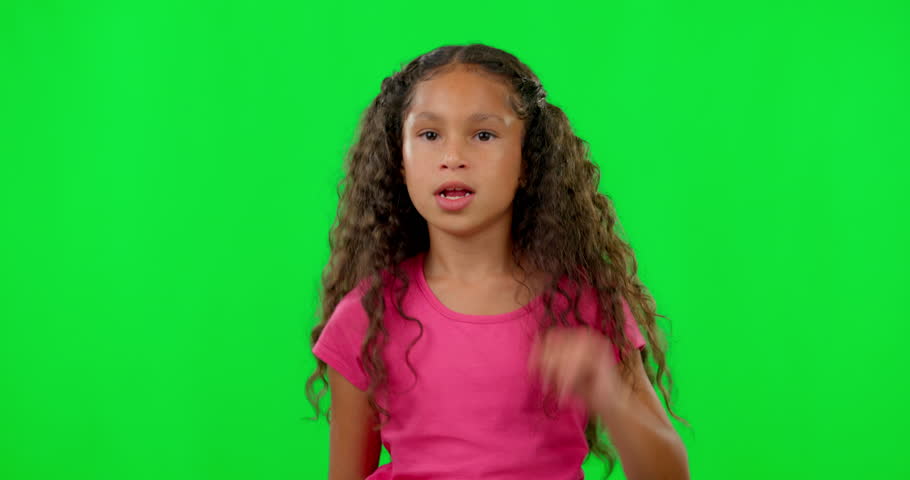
[2,1,907,478]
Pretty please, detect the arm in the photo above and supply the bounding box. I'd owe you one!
[592,352,690,480]
[326,366,382,480]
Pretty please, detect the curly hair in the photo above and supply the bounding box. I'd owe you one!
[304,43,687,478]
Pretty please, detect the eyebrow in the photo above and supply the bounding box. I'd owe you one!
[413,111,506,124]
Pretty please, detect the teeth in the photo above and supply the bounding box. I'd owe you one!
[440,191,473,199]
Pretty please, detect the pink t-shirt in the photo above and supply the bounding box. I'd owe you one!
[312,251,646,480]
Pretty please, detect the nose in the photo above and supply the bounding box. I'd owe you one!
[440,143,467,170]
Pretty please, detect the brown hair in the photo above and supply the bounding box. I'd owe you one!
[304,43,687,478]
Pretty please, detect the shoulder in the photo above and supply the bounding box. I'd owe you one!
[324,278,374,340]
[332,283,370,320]
[331,253,423,322]
[573,282,644,342]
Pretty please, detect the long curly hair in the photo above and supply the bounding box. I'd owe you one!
[304,43,687,478]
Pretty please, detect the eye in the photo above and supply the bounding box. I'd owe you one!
[418,131,439,141]
[417,131,498,142]
[477,131,497,142]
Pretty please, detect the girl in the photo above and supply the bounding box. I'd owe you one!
[305,43,689,480]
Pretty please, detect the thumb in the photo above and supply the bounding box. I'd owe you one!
[528,334,543,375]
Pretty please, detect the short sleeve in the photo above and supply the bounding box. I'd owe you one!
[312,289,371,392]
[603,296,647,364]
[577,285,647,351]
[619,295,647,350]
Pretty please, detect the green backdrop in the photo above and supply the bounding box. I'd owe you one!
[2,1,907,479]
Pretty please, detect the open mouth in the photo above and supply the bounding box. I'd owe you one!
[438,188,474,199]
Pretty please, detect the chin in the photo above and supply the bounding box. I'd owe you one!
[427,217,486,238]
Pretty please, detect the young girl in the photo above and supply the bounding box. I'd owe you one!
[305,43,689,480]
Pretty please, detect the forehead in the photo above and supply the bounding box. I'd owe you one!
[404,66,516,124]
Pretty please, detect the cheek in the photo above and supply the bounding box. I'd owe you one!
[401,142,428,175]
[495,154,523,188]
[401,137,429,167]
[400,149,418,187]
[401,165,430,206]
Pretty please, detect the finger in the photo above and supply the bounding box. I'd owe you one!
[542,331,568,401]
[528,334,543,374]
[537,334,559,395]
[555,367,576,407]
[540,346,555,394]
[556,339,590,405]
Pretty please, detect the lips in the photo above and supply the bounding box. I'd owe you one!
[434,181,475,197]
[435,187,475,212]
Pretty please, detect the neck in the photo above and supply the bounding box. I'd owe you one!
[424,217,518,282]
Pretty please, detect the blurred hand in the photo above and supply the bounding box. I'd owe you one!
[528,326,631,413]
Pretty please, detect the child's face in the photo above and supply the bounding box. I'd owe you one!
[401,64,525,238]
